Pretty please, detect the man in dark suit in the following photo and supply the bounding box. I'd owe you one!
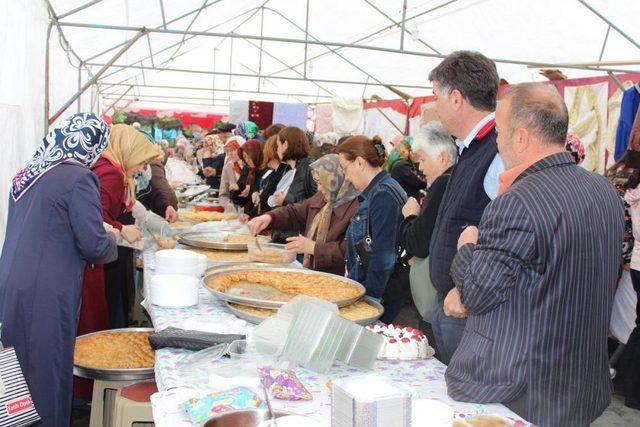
[445,83,624,426]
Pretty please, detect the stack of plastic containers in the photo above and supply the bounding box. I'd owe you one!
[252,296,383,373]
[331,374,412,427]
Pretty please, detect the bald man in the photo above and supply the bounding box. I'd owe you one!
[444,83,624,426]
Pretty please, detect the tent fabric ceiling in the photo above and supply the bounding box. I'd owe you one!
[48,0,640,112]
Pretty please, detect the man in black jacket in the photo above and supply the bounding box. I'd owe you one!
[426,51,504,364]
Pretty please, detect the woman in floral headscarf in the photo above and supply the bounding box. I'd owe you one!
[247,154,359,275]
[235,121,259,140]
[0,113,118,427]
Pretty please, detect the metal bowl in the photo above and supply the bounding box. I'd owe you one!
[73,327,155,381]
[202,409,293,427]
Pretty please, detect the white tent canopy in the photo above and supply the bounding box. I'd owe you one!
[48,0,640,113]
[1,0,640,246]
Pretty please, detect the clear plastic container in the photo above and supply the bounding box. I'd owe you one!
[247,242,296,265]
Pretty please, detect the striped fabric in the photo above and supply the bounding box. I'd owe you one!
[446,152,624,426]
[0,348,40,427]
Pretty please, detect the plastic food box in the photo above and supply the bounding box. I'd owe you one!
[247,242,296,265]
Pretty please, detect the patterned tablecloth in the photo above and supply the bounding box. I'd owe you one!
[144,250,530,426]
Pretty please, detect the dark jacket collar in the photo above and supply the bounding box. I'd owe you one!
[515,152,575,185]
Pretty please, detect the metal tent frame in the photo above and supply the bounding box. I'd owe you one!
[44,0,640,131]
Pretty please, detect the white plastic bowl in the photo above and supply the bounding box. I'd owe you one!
[149,274,200,307]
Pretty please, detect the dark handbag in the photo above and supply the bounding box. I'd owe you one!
[354,183,410,302]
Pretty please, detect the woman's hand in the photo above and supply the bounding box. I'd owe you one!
[239,213,250,223]
[229,183,239,191]
[274,192,285,206]
[247,215,272,236]
[285,235,316,255]
[239,186,250,197]
[109,228,121,242]
[402,197,421,218]
[165,206,179,223]
[251,192,260,205]
[203,166,215,177]
[121,224,143,244]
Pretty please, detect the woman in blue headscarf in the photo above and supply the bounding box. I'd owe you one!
[0,113,119,426]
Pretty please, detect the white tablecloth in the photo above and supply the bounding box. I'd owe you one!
[144,251,531,426]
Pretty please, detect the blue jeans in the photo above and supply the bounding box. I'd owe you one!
[432,295,467,364]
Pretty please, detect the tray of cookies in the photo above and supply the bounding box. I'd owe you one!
[73,328,155,381]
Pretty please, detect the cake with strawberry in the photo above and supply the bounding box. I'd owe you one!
[366,323,432,360]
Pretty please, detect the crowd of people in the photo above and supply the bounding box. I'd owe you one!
[0,50,638,426]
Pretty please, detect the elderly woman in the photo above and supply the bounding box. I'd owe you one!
[400,122,457,257]
[0,113,118,426]
[248,154,359,275]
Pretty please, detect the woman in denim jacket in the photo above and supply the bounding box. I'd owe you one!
[338,135,407,321]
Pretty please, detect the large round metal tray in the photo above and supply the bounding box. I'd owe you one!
[73,328,155,381]
[205,262,301,275]
[178,231,267,251]
[224,296,383,326]
[203,266,366,309]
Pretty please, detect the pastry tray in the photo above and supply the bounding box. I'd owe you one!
[73,328,156,381]
[177,231,254,251]
[224,296,383,326]
[205,262,301,275]
[203,266,366,309]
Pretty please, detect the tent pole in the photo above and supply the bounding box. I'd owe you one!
[598,25,611,62]
[86,62,432,89]
[303,0,310,78]
[577,0,640,51]
[268,0,453,75]
[265,7,391,89]
[158,0,167,29]
[48,29,145,125]
[98,8,261,84]
[57,0,103,20]
[146,33,155,67]
[364,0,440,54]
[212,48,217,103]
[242,38,336,96]
[103,85,133,115]
[259,7,265,90]
[608,73,626,91]
[59,21,640,74]
[399,0,407,50]
[77,64,82,112]
[85,0,224,62]
[44,20,53,136]
[99,83,333,99]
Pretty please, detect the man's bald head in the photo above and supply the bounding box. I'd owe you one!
[501,83,568,146]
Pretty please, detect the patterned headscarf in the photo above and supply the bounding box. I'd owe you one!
[234,121,259,140]
[204,134,225,155]
[309,154,359,208]
[101,124,159,210]
[565,134,585,165]
[303,154,359,269]
[11,113,110,202]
